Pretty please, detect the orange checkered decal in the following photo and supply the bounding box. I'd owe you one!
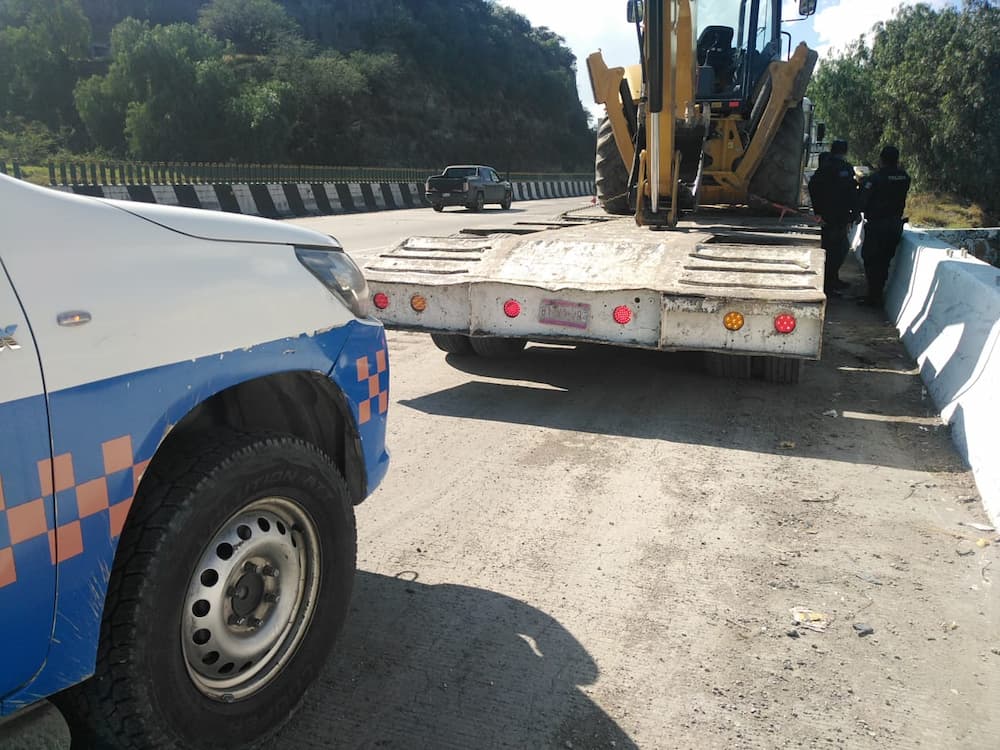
[355,346,389,425]
[0,435,147,589]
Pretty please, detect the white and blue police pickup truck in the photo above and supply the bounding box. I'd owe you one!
[0,174,389,748]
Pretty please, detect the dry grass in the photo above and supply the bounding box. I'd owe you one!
[906,191,997,228]
[3,164,52,186]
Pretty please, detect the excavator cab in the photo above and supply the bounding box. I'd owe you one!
[696,25,736,96]
[588,0,818,226]
[694,0,784,108]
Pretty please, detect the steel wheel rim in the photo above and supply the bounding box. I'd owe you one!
[181,496,321,702]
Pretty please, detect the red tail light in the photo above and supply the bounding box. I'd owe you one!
[613,305,632,325]
[774,313,797,333]
[373,292,389,310]
[503,299,521,318]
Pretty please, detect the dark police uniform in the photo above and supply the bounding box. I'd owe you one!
[859,165,911,303]
[808,153,859,293]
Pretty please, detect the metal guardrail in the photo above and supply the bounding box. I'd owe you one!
[0,161,590,186]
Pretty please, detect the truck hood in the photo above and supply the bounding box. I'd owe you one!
[102,198,339,248]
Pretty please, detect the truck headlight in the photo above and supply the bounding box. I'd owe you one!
[295,246,371,318]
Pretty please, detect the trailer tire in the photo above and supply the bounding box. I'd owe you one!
[431,333,474,354]
[595,117,632,216]
[470,336,527,358]
[748,104,807,208]
[54,431,356,750]
[758,356,803,384]
[704,352,752,379]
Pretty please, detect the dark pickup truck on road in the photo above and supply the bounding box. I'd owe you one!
[425,165,513,212]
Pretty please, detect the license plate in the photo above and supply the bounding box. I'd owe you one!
[539,299,590,329]
[442,192,451,197]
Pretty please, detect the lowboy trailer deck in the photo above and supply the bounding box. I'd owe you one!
[363,208,826,383]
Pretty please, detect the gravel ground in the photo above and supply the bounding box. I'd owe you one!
[5,262,996,750]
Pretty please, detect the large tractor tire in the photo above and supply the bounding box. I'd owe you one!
[595,117,632,216]
[748,104,807,208]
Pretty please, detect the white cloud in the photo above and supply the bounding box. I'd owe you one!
[812,0,951,57]
[496,0,958,114]
[496,0,638,123]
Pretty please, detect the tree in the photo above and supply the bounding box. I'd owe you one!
[808,41,880,163]
[0,0,91,132]
[38,0,595,169]
[808,1,1000,213]
[75,19,240,159]
[198,0,300,55]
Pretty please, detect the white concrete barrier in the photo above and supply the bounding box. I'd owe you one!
[882,228,1000,524]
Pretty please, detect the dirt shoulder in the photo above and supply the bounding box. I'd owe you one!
[272,260,997,749]
[7,259,994,750]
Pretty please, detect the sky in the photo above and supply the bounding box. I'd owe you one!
[495,0,954,123]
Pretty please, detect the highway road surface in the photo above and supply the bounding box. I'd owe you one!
[7,197,996,749]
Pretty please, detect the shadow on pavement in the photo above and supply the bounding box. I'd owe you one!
[270,571,636,750]
[397,287,964,473]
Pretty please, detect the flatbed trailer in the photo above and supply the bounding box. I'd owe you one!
[363,207,826,382]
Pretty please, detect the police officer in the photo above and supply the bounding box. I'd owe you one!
[808,139,859,295]
[859,145,911,306]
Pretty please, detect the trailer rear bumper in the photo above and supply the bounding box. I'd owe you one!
[370,280,824,359]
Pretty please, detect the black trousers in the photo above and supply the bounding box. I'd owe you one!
[861,217,904,301]
[820,222,850,289]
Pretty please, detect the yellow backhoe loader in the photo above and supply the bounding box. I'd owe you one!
[589,0,819,226]
[363,0,829,384]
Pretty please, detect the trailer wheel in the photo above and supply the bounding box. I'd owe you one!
[758,356,803,384]
[431,333,474,354]
[704,352,752,379]
[54,431,356,750]
[595,117,632,216]
[748,105,807,208]
[470,337,527,358]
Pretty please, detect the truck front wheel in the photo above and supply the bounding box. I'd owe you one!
[54,431,356,750]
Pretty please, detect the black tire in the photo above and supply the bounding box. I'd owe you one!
[430,333,474,354]
[704,352,752,379]
[501,191,512,210]
[432,204,444,212]
[595,116,632,216]
[469,336,527,358]
[748,104,807,207]
[757,356,803,384]
[54,431,356,750]
[469,192,485,212]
